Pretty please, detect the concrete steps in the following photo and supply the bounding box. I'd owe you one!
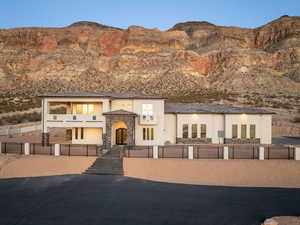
[84,146,124,175]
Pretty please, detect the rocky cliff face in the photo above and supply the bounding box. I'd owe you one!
[0,16,299,104]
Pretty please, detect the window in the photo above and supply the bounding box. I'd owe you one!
[76,105,83,114]
[250,124,256,139]
[200,124,206,138]
[150,128,154,140]
[76,104,95,114]
[232,124,238,138]
[143,127,154,140]
[182,124,189,138]
[241,124,247,139]
[87,104,94,114]
[75,128,78,139]
[192,124,197,138]
[81,128,84,139]
[142,104,153,116]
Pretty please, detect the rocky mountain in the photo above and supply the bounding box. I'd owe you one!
[0,16,299,107]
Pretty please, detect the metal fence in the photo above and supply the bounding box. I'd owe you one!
[60,144,97,156]
[30,143,53,155]
[228,144,259,159]
[124,146,153,158]
[1,142,23,154]
[0,142,98,157]
[158,145,188,158]
[266,145,294,160]
[0,142,297,160]
[124,144,296,160]
[194,145,223,159]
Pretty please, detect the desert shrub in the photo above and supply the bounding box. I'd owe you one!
[0,112,41,125]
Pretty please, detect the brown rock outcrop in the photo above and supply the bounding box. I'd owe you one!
[0,16,299,98]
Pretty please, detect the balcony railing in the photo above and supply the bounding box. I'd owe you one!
[47,114,105,122]
[139,115,157,125]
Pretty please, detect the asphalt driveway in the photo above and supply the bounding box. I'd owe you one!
[0,175,300,225]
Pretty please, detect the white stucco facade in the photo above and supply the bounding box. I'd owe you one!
[41,93,273,146]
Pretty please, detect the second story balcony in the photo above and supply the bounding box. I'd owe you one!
[47,114,105,128]
[139,115,157,125]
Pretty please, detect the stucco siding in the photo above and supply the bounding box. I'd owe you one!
[133,99,165,146]
[225,114,272,144]
[177,114,224,144]
[111,100,134,111]
[72,127,102,145]
[164,114,176,144]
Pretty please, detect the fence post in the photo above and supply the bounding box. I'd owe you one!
[223,146,229,160]
[54,144,60,156]
[188,145,193,160]
[259,146,264,160]
[0,142,2,154]
[24,143,30,155]
[153,145,158,159]
[295,147,300,160]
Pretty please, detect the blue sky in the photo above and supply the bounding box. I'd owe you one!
[1,0,299,30]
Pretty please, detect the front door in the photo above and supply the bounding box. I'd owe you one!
[116,128,128,145]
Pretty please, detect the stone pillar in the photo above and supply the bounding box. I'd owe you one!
[42,133,50,146]
[188,145,193,159]
[24,143,30,155]
[105,117,112,149]
[259,146,264,160]
[41,98,49,146]
[223,146,229,160]
[153,145,158,159]
[295,147,300,160]
[0,142,2,154]
[54,144,60,156]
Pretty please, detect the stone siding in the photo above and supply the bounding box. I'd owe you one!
[105,115,136,149]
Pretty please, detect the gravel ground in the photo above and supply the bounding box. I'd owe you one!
[0,155,96,178]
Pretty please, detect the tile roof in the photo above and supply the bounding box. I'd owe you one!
[103,110,137,116]
[165,103,275,114]
[38,92,166,99]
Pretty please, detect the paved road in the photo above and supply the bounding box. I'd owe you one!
[0,175,300,225]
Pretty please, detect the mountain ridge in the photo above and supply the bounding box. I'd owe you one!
[0,15,299,101]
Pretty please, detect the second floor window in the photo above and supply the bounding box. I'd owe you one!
[142,104,153,116]
[76,104,95,114]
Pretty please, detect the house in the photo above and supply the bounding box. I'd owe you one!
[39,92,273,147]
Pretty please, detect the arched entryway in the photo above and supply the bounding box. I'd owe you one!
[112,121,128,145]
[103,110,137,149]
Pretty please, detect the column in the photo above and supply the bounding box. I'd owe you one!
[188,145,193,159]
[259,146,264,160]
[153,145,158,159]
[295,147,300,160]
[102,99,110,146]
[41,98,49,146]
[24,143,30,155]
[54,144,60,156]
[0,142,2,154]
[223,146,229,160]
